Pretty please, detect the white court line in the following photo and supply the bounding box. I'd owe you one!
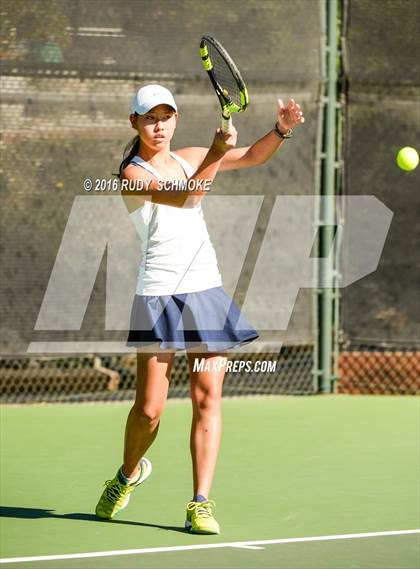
[0,529,418,564]
[229,545,265,550]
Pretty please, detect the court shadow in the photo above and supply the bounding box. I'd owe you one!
[0,506,187,533]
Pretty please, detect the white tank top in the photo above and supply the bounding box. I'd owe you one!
[129,152,222,295]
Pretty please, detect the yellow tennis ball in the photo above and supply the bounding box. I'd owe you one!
[396,147,419,171]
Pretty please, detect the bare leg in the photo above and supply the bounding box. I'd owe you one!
[122,349,175,478]
[187,351,227,498]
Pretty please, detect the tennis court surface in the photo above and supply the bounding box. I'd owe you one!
[1,396,419,568]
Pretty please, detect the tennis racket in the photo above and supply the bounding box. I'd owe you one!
[199,35,249,133]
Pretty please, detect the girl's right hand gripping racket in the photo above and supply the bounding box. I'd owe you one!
[199,35,249,133]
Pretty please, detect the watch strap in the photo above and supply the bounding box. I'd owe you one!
[274,123,294,139]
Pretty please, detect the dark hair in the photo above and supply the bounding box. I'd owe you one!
[116,113,140,179]
[117,135,140,180]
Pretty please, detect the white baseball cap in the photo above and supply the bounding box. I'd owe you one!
[131,84,177,115]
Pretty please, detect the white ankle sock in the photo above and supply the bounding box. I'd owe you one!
[119,464,141,485]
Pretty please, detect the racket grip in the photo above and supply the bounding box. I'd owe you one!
[221,116,232,133]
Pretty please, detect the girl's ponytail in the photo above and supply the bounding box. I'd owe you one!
[117,132,140,179]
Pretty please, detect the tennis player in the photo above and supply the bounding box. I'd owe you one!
[95,84,304,534]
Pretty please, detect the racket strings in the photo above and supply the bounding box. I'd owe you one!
[206,43,242,107]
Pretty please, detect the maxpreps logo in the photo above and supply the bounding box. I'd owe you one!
[28,195,393,354]
[193,358,277,373]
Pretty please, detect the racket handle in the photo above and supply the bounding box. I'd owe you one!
[221,116,232,133]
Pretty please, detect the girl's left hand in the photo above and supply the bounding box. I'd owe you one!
[276,98,305,133]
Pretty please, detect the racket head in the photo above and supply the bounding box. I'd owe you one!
[200,35,249,121]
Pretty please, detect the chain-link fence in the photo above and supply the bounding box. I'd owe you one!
[0,346,315,404]
[338,344,420,395]
[0,0,321,403]
[337,0,420,394]
[1,0,418,402]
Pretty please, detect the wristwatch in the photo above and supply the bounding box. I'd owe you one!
[274,123,294,139]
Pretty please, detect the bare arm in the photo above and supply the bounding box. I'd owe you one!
[175,133,282,173]
[220,128,284,171]
[176,97,305,172]
[121,129,237,212]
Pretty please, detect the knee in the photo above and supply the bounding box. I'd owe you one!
[191,387,222,413]
[131,404,162,425]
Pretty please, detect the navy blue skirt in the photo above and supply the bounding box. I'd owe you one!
[126,286,259,352]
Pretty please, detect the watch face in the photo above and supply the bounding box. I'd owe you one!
[274,125,293,138]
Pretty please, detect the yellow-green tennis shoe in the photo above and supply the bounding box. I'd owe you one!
[185,499,220,534]
[95,457,152,519]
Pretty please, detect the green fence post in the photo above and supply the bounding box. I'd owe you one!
[317,0,340,393]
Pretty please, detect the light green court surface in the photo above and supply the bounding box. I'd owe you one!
[1,396,419,568]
